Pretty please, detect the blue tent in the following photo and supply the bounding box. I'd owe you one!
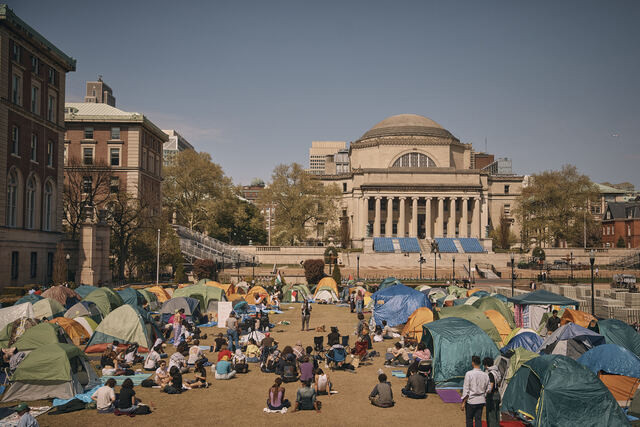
[117,288,146,307]
[372,284,430,327]
[501,332,544,355]
[74,285,98,299]
[14,294,43,305]
[577,344,640,378]
[472,290,490,299]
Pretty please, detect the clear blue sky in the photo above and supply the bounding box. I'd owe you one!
[14,0,640,187]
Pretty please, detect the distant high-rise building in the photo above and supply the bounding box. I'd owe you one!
[308,141,346,174]
[162,130,194,166]
[84,77,116,107]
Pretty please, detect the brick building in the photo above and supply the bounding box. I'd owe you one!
[602,201,640,248]
[0,5,76,286]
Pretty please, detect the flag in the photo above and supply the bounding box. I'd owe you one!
[275,273,282,287]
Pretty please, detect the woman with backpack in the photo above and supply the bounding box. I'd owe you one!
[483,357,502,427]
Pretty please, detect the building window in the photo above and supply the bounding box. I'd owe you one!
[84,127,94,139]
[12,74,21,105]
[31,56,40,74]
[47,252,54,279]
[342,183,347,192]
[47,95,56,122]
[48,68,56,85]
[82,176,92,194]
[504,204,511,215]
[30,134,38,162]
[83,147,94,165]
[629,225,632,237]
[31,85,39,114]
[111,127,121,140]
[6,170,18,227]
[43,181,53,231]
[110,147,120,166]
[504,185,510,194]
[142,149,147,170]
[11,126,19,155]
[11,252,19,280]
[26,176,36,229]
[47,140,54,167]
[12,43,21,62]
[110,176,120,193]
[392,152,436,168]
[30,252,37,278]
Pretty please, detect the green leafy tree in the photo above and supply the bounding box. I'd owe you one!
[332,263,342,284]
[259,163,341,245]
[174,263,187,282]
[532,247,546,262]
[206,189,267,245]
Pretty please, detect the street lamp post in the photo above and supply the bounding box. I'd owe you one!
[329,255,333,275]
[237,255,240,279]
[434,254,437,281]
[222,251,225,271]
[510,252,515,297]
[570,251,574,282]
[468,255,472,283]
[156,228,160,285]
[419,253,423,280]
[65,253,71,282]
[252,256,256,280]
[590,250,595,316]
[356,255,360,280]
[452,256,456,281]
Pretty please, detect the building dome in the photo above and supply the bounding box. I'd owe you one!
[357,113,456,142]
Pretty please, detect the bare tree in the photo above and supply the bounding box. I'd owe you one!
[63,158,112,238]
[52,242,68,284]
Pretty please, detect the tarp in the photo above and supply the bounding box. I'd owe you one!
[117,288,146,307]
[437,305,502,345]
[32,298,65,320]
[401,307,434,341]
[507,289,579,307]
[372,284,430,327]
[64,301,102,323]
[538,323,605,359]
[173,284,227,310]
[41,286,81,308]
[85,304,157,352]
[245,286,270,305]
[560,308,596,328]
[484,310,512,345]
[14,294,42,306]
[0,303,34,330]
[73,285,97,299]
[14,323,71,351]
[49,317,90,346]
[501,354,629,427]
[83,288,124,317]
[317,277,339,295]
[159,297,201,323]
[501,332,544,355]
[421,317,499,386]
[473,296,516,328]
[144,286,171,303]
[577,344,640,379]
[598,319,640,357]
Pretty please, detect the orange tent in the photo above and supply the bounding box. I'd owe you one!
[598,373,640,403]
[401,307,434,341]
[560,308,596,328]
[207,282,235,295]
[49,317,90,346]
[145,286,171,303]
[467,288,482,297]
[318,277,339,295]
[245,286,271,305]
[484,310,512,346]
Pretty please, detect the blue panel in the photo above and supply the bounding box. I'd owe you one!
[434,238,458,253]
[373,237,395,253]
[398,238,421,253]
[458,238,484,253]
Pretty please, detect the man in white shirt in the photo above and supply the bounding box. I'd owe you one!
[461,355,491,427]
[91,378,116,413]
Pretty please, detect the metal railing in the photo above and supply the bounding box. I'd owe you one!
[174,225,253,264]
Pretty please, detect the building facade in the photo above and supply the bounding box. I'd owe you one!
[317,114,524,248]
[308,141,346,175]
[602,201,640,248]
[162,129,194,166]
[0,5,76,286]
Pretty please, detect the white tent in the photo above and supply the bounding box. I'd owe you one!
[0,303,34,330]
[240,330,265,345]
[315,289,339,303]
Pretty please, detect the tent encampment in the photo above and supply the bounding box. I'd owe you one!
[14,294,42,306]
[85,304,160,353]
[538,323,605,359]
[32,298,65,320]
[117,288,146,308]
[74,316,98,336]
[507,289,580,307]
[560,308,596,328]
[13,322,72,351]
[245,286,271,305]
[282,284,312,303]
[436,305,502,346]
[1,343,100,402]
[0,303,34,330]
[472,296,516,328]
[83,288,124,317]
[400,307,434,341]
[173,284,227,312]
[495,347,539,398]
[501,354,628,426]
[144,286,171,303]
[598,319,640,357]
[41,286,81,308]
[314,288,339,303]
[483,310,512,345]
[421,317,499,386]
[500,331,543,355]
[73,285,98,299]
[372,284,430,327]
[49,317,90,346]
[159,297,202,323]
[64,301,102,323]
[317,277,339,295]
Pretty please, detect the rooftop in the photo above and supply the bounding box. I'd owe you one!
[65,102,140,119]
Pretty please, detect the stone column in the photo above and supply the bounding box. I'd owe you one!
[437,197,445,237]
[425,197,432,239]
[398,197,406,237]
[411,197,418,237]
[460,198,469,238]
[448,197,457,237]
[473,197,481,238]
[361,196,369,238]
[385,197,394,237]
[374,197,381,237]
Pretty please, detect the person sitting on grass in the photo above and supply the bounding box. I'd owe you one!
[386,342,410,366]
[215,355,236,380]
[267,377,291,411]
[314,368,332,396]
[144,344,162,371]
[163,366,187,394]
[381,320,398,339]
[401,364,427,399]
[373,325,384,343]
[14,403,37,426]
[299,355,315,383]
[232,349,249,373]
[246,338,260,362]
[169,343,189,374]
[123,343,143,365]
[369,373,394,408]
[294,379,320,412]
[217,343,233,362]
[92,378,117,413]
[115,378,141,415]
[154,360,171,388]
[293,340,305,360]
[412,342,431,362]
[187,339,205,366]
[214,333,227,352]
[327,327,340,347]
[305,346,319,371]
[187,359,209,389]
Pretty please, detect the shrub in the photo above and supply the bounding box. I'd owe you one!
[303,259,325,285]
[192,259,217,280]
[532,247,546,262]
[323,247,338,264]
[174,263,187,282]
[332,263,342,284]
[617,236,626,248]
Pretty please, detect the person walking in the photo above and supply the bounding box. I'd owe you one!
[301,300,311,331]
[461,355,490,427]
[226,312,239,352]
[483,357,502,427]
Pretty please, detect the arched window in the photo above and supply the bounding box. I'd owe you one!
[391,152,436,168]
[26,175,36,229]
[6,170,18,227]
[43,181,53,231]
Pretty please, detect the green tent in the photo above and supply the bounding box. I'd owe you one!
[138,289,159,307]
[1,343,100,402]
[83,288,124,317]
[436,305,502,345]
[498,347,539,396]
[598,319,640,357]
[282,284,312,302]
[32,298,65,320]
[378,277,401,291]
[74,285,98,298]
[447,285,467,298]
[13,322,72,351]
[173,284,226,312]
[117,288,146,307]
[501,355,628,426]
[85,304,159,352]
[473,296,516,328]
[421,317,499,386]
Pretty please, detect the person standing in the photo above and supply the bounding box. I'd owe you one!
[546,310,561,335]
[226,312,239,352]
[483,357,502,427]
[356,289,364,313]
[461,355,490,427]
[301,300,311,331]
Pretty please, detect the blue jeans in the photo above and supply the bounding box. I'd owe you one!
[227,329,239,352]
[356,300,363,313]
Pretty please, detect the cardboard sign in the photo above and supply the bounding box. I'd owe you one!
[217,301,233,328]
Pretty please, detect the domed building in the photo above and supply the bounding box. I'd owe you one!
[316,114,524,249]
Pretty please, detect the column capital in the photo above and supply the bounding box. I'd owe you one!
[462,197,469,201]
[374,196,382,200]
[411,196,419,201]
[438,196,445,201]
[398,196,407,201]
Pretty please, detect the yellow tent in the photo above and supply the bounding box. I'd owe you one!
[318,277,339,295]
[401,307,434,341]
[207,282,235,295]
[245,286,271,305]
[560,308,596,328]
[467,288,482,297]
[228,294,245,304]
[145,286,171,303]
[49,317,90,346]
[484,309,512,346]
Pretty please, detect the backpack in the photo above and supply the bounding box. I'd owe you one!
[134,405,152,415]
